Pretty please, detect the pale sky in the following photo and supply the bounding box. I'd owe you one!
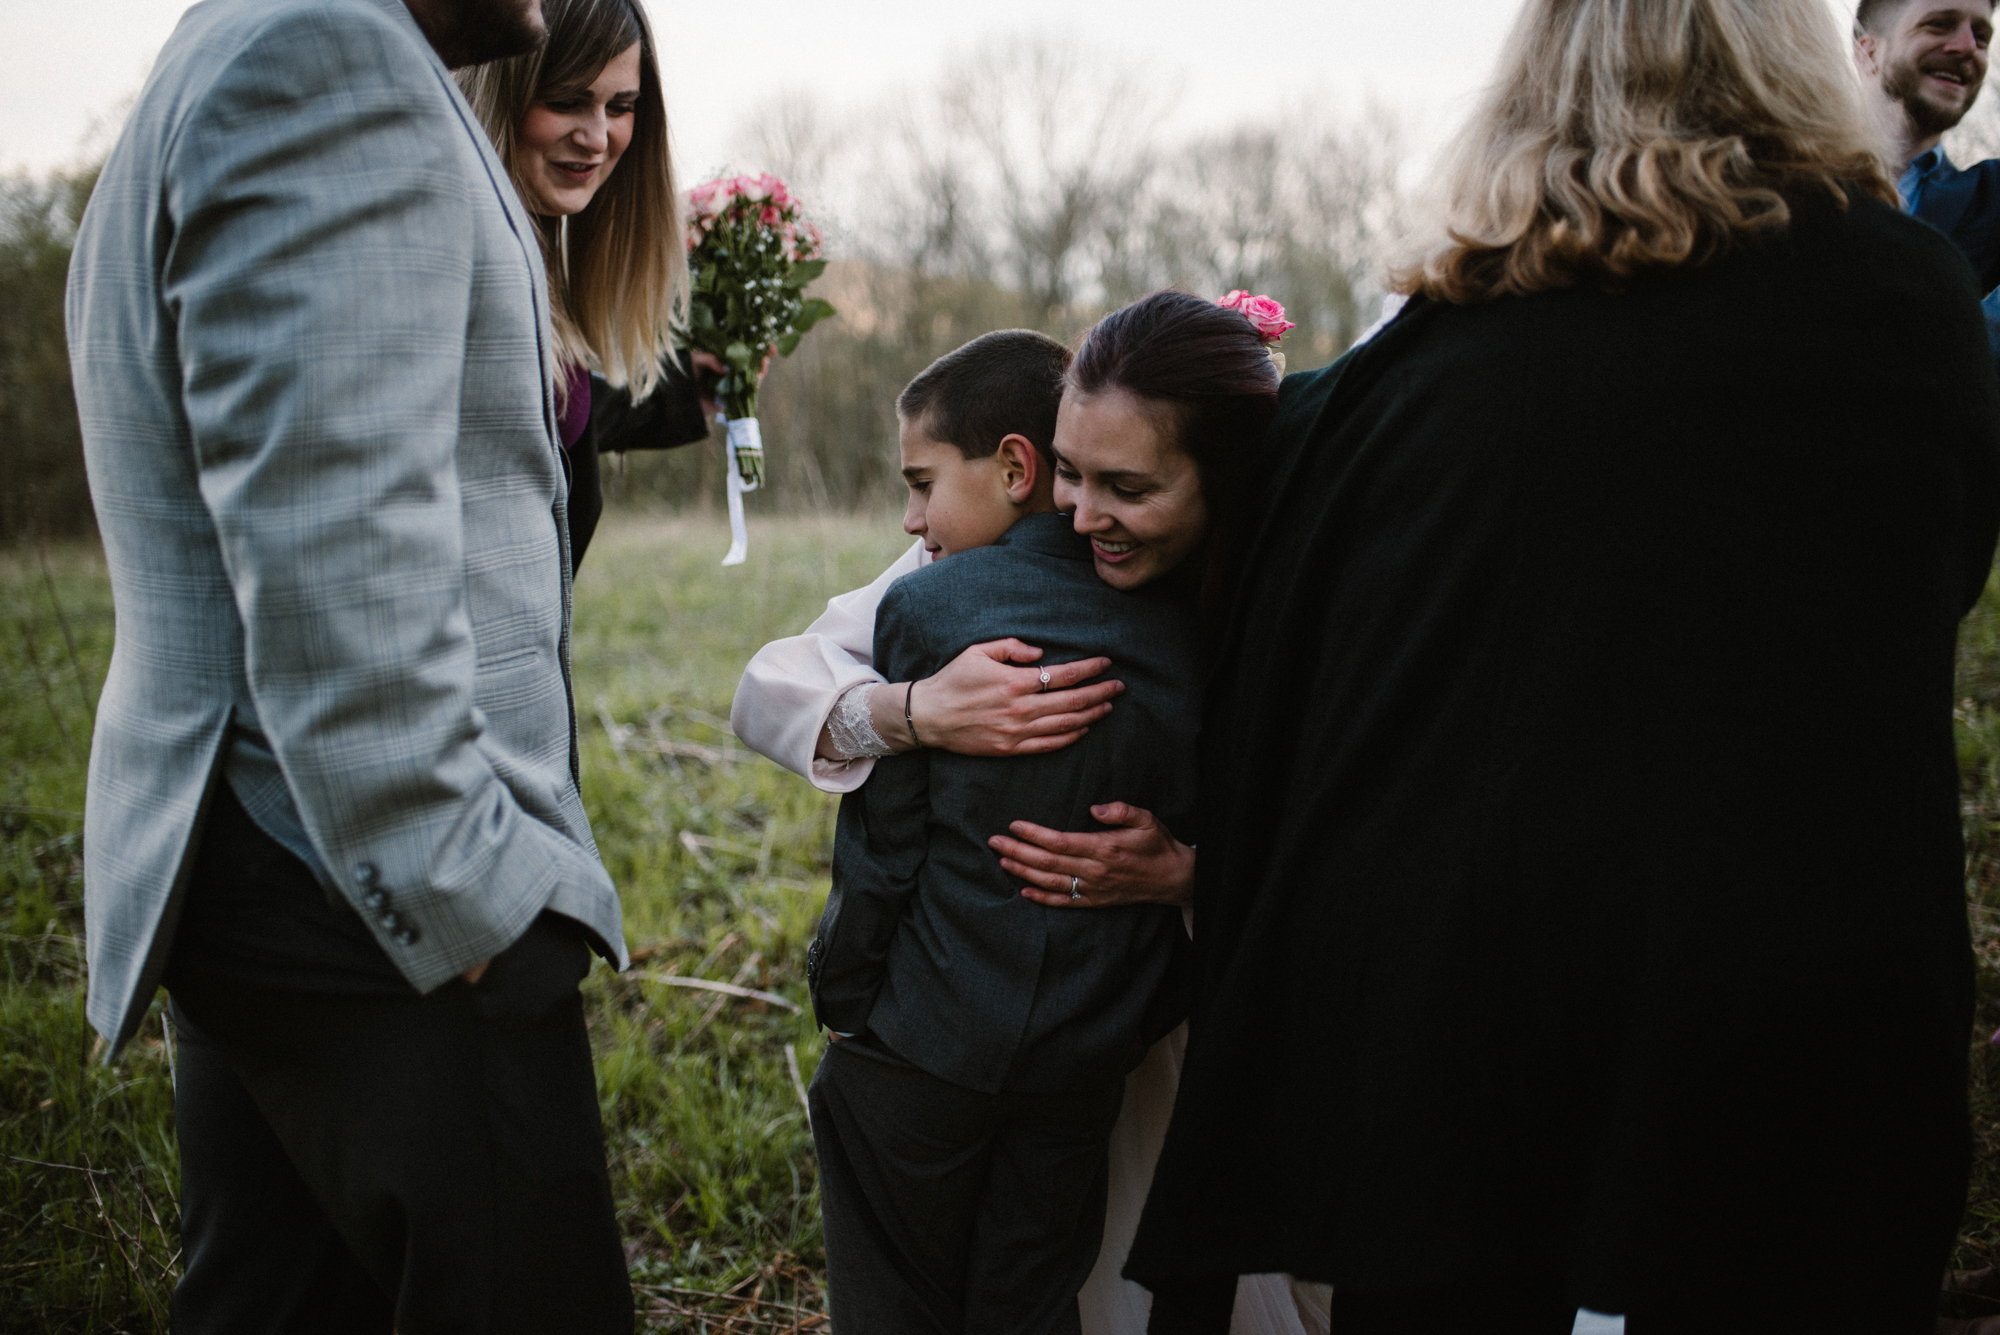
[0,0,1537,179]
[1,0,1869,182]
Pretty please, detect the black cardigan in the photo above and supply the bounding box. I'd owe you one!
[1125,190,2000,1316]
[566,351,712,572]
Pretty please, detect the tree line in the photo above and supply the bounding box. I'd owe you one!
[4,38,1413,537]
[613,38,1410,516]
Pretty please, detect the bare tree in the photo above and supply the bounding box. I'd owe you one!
[621,39,1413,513]
[730,88,849,211]
[932,36,1170,319]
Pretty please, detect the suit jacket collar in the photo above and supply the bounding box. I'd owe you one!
[360,0,561,456]
[996,511,1093,561]
[1903,148,1979,239]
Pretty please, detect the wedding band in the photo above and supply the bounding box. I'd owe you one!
[1069,875,1081,901]
[1039,668,1052,692]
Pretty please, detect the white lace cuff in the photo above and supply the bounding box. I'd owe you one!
[825,682,893,759]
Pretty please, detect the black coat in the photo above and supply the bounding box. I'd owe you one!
[1125,191,2000,1317]
[565,352,712,573]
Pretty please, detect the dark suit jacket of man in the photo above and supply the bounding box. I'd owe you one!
[1909,152,2000,291]
[809,512,1198,1095]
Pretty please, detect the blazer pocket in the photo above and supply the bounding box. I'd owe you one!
[474,644,543,675]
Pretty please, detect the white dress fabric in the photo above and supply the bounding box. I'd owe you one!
[731,538,929,794]
[730,546,1316,1335]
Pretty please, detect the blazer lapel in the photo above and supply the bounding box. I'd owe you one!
[367,0,562,456]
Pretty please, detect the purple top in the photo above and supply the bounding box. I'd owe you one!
[557,363,591,450]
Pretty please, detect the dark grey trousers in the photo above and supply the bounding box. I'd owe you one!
[809,1035,1125,1335]
[161,784,631,1335]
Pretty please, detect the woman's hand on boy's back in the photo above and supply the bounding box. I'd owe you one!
[898,639,1122,757]
[995,803,1196,909]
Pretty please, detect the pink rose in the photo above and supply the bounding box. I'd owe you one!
[788,219,824,261]
[687,179,731,219]
[1218,290,1294,344]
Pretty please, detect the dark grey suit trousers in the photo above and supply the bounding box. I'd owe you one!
[810,1035,1125,1335]
[162,785,630,1335]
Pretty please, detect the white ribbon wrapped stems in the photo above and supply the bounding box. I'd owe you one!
[721,415,763,566]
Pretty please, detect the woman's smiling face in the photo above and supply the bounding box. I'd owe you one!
[515,42,642,217]
[1052,387,1209,591]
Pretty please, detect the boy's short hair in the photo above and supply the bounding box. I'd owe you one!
[896,330,1071,465]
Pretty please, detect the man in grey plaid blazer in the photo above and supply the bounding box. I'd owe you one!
[66,0,633,1328]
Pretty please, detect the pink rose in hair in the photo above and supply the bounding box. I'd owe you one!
[1218,290,1295,344]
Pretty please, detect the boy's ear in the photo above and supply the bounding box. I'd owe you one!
[997,434,1042,504]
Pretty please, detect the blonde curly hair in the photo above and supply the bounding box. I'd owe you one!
[1398,0,1897,304]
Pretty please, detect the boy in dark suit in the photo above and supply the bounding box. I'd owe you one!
[805,330,1200,1335]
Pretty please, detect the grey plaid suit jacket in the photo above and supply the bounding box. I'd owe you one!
[67,0,627,1052]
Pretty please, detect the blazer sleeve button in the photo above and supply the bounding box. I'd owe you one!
[354,862,380,888]
[362,890,389,913]
[378,911,402,932]
[394,927,419,947]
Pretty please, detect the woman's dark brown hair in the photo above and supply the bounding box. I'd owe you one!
[1067,290,1281,632]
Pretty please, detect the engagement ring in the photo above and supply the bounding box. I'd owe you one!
[1069,875,1082,901]
[1039,668,1052,692]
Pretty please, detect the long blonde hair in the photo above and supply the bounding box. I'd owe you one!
[458,0,687,400]
[1398,0,1897,304]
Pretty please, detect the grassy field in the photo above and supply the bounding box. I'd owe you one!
[0,512,906,1333]
[11,513,2000,1330]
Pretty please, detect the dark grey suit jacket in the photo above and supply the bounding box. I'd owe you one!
[808,513,1198,1095]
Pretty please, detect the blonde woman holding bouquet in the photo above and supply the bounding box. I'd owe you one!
[732,292,1317,1335]
[458,0,716,571]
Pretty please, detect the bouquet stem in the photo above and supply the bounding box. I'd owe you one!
[721,416,763,567]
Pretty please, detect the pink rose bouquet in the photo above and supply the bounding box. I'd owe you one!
[683,171,834,460]
[682,171,834,563]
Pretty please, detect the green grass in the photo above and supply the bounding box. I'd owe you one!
[15,516,2000,1328]
[1953,566,2000,1284]
[0,512,906,1332]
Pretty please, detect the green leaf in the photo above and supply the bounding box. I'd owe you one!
[776,332,802,357]
[792,298,835,332]
[723,341,754,372]
[783,259,828,288]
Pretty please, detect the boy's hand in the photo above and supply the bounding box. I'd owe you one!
[995,803,1196,909]
[899,639,1122,757]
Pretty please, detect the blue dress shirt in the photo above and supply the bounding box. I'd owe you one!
[1902,147,2000,355]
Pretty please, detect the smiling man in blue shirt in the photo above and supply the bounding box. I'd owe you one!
[1856,1,2000,351]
